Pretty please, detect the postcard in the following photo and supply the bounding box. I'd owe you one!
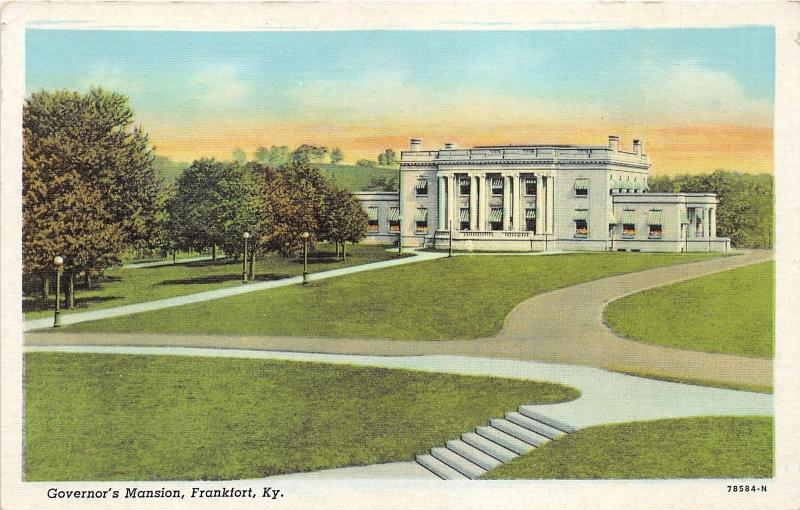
[1,1,799,509]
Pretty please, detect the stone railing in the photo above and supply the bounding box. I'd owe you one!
[401,147,648,167]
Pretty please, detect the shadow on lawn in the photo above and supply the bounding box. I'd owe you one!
[22,295,123,313]
[157,273,286,286]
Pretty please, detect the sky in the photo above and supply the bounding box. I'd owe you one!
[25,27,774,174]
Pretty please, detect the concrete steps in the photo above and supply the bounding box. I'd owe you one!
[416,409,577,479]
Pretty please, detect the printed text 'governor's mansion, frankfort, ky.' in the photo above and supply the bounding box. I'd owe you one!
[356,135,729,253]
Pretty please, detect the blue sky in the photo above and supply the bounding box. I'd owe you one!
[25,27,775,172]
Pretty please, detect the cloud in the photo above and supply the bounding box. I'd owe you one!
[186,65,252,109]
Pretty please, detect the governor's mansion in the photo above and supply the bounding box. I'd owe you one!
[356,136,729,252]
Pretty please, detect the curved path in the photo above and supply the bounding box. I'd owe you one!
[26,250,773,386]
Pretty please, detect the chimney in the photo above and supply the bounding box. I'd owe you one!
[608,135,619,152]
[444,142,456,150]
[410,138,422,152]
[633,139,642,155]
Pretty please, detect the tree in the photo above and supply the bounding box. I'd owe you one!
[23,88,161,305]
[232,147,247,164]
[165,159,260,260]
[377,148,397,166]
[255,160,331,257]
[318,187,367,260]
[363,176,399,192]
[254,146,270,165]
[292,144,328,163]
[330,147,344,165]
[356,159,376,168]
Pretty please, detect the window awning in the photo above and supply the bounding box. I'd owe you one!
[460,209,470,222]
[573,209,589,221]
[491,178,504,188]
[414,208,428,222]
[525,209,536,220]
[647,209,663,225]
[415,180,428,191]
[388,207,400,222]
[608,210,618,224]
[620,209,635,224]
[574,178,589,191]
[367,207,379,221]
[489,208,503,222]
[679,211,689,224]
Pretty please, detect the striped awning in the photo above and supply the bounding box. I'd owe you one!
[414,208,428,222]
[415,179,428,191]
[525,209,536,220]
[647,209,663,225]
[367,207,379,221]
[620,209,635,224]
[491,178,504,188]
[460,208,470,222]
[574,178,589,191]
[573,209,589,221]
[489,208,503,222]
[679,211,689,224]
[388,207,400,221]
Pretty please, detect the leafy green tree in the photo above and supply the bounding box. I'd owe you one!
[363,176,399,192]
[232,147,247,164]
[377,149,397,166]
[23,88,161,305]
[254,146,270,165]
[292,144,328,163]
[318,187,367,260]
[356,159,376,168]
[330,147,344,165]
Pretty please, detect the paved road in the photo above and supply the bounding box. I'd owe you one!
[23,250,447,331]
[25,344,773,479]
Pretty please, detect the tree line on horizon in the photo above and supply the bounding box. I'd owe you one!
[22,88,367,305]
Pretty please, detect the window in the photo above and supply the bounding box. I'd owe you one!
[388,207,400,233]
[414,208,428,233]
[460,178,471,196]
[459,208,470,231]
[489,208,503,231]
[647,210,662,239]
[525,208,536,232]
[525,178,537,196]
[491,178,504,196]
[573,209,589,238]
[367,207,379,232]
[574,178,589,197]
[415,179,428,197]
[621,209,635,238]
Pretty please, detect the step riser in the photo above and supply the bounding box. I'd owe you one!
[431,448,486,480]
[505,412,564,439]
[461,433,518,463]
[476,427,534,455]
[517,408,577,433]
[446,440,502,471]
[416,454,467,480]
[490,419,549,446]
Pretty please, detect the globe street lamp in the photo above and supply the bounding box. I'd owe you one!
[301,232,310,285]
[242,232,250,284]
[53,255,64,328]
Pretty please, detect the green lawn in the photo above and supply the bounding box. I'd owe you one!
[315,163,398,191]
[482,417,773,479]
[604,261,774,358]
[69,252,719,339]
[24,244,404,320]
[24,352,579,481]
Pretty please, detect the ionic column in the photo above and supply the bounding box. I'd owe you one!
[502,175,511,231]
[469,174,478,231]
[514,173,523,231]
[546,175,555,235]
[437,175,446,231]
[535,174,544,234]
[479,174,488,230]
[449,175,458,231]
[710,207,717,238]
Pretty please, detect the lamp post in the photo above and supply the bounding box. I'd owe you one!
[242,232,250,283]
[301,231,309,285]
[53,255,63,328]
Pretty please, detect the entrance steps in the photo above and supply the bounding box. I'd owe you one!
[416,408,576,480]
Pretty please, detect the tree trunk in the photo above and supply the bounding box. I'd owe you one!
[85,272,92,289]
[249,248,256,280]
[335,242,340,258]
[342,242,347,262]
[212,245,217,260]
[64,273,75,309]
[173,250,177,265]
[41,275,50,300]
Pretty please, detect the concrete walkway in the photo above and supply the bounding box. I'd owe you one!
[24,344,773,479]
[122,255,213,269]
[23,250,446,331]
[28,250,773,387]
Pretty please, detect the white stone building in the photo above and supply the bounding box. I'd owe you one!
[355,136,729,252]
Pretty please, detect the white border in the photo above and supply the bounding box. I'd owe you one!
[2,2,799,509]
